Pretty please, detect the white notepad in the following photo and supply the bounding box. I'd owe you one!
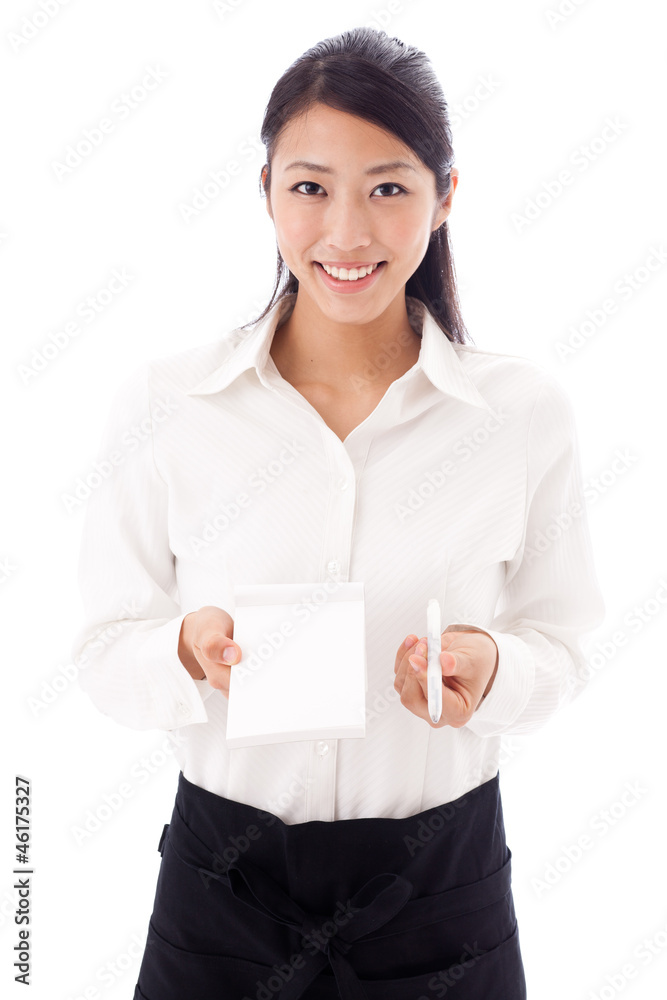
[225,582,367,748]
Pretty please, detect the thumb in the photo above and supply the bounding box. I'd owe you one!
[203,631,239,665]
[440,646,458,676]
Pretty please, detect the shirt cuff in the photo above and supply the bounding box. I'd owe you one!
[443,623,535,738]
[138,613,215,728]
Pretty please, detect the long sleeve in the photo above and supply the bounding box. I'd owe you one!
[458,375,607,738]
[70,362,214,731]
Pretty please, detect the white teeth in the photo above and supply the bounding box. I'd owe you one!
[320,262,380,280]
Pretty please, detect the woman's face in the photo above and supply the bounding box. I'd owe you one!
[264,102,458,324]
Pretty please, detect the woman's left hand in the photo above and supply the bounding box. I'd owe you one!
[393,630,499,728]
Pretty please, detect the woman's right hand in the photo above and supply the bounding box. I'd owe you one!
[178,605,242,698]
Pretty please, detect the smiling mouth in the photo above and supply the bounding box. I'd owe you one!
[315,261,386,281]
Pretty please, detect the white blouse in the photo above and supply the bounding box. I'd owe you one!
[71,293,606,823]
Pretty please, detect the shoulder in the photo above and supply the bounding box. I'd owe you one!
[155,330,245,390]
[118,328,247,399]
[452,342,575,422]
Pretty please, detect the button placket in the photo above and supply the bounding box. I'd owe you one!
[304,434,360,821]
[305,738,337,822]
[320,438,356,586]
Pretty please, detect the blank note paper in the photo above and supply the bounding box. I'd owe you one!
[225,582,367,749]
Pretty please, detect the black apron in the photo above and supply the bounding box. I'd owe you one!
[133,770,527,999]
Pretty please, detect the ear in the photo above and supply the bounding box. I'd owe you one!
[262,166,273,221]
[432,166,459,232]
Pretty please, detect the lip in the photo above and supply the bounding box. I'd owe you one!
[316,261,385,268]
[314,260,386,294]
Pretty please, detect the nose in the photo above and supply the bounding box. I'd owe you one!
[322,193,372,253]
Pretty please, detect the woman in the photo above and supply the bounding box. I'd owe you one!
[72,26,605,999]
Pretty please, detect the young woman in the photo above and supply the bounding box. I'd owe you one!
[72,26,605,1000]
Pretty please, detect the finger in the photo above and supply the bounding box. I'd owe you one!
[439,648,458,674]
[394,634,418,674]
[405,636,431,674]
[439,678,475,726]
[393,635,423,697]
[194,632,242,697]
[199,631,240,666]
[438,647,480,725]
[404,640,441,720]
[396,654,446,727]
[407,646,474,727]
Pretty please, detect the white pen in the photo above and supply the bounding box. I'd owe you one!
[426,598,442,724]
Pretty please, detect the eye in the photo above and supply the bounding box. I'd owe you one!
[373,183,405,197]
[290,181,406,197]
[292,181,324,195]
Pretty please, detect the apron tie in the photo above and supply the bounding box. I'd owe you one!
[225,857,415,999]
[166,815,414,1000]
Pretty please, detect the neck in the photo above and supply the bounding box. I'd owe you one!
[269,292,422,390]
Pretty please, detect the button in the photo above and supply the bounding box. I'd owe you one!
[177,702,191,718]
[337,478,348,491]
[317,741,329,756]
[326,560,340,574]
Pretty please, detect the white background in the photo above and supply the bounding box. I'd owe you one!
[2,1,666,997]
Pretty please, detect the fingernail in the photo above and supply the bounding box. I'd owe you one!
[221,646,236,664]
[409,655,420,672]
[404,635,416,649]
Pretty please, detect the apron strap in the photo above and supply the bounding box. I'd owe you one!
[157,823,170,856]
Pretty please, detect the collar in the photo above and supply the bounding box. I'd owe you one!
[184,293,494,413]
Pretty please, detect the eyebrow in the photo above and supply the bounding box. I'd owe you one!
[284,159,417,176]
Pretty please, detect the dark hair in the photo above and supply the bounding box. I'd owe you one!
[240,26,471,344]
